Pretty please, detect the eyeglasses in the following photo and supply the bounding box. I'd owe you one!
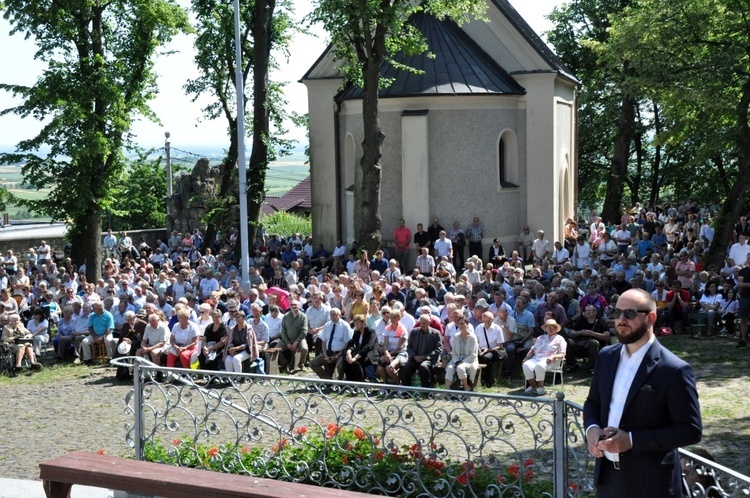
[611,308,652,320]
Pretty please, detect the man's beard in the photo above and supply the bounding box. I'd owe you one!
[616,322,649,345]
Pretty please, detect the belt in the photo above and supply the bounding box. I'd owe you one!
[604,458,620,470]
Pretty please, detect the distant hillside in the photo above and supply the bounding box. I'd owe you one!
[0,144,310,216]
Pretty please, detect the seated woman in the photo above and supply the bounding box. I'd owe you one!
[343,314,379,382]
[444,315,479,391]
[167,309,200,368]
[26,308,49,357]
[522,319,566,396]
[719,288,739,337]
[698,281,723,336]
[223,310,259,374]
[54,305,77,360]
[199,309,228,371]
[1,313,41,370]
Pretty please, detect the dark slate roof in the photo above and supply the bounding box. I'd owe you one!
[336,12,525,101]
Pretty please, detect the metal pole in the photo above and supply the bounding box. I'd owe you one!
[133,363,144,461]
[553,392,567,496]
[234,0,251,293]
[165,132,172,197]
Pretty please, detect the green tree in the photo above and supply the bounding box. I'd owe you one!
[107,152,171,232]
[309,0,486,253]
[186,0,297,248]
[0,0,189,281]
[603,0,749,264]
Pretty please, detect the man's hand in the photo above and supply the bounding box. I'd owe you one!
[596,427,632,454]
[586,427,604,458]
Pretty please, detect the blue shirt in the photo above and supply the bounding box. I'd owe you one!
[88,310,115,336]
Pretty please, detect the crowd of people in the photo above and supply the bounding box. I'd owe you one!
[0,199,748,391]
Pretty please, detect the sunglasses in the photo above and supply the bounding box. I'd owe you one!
[611,308,652,320]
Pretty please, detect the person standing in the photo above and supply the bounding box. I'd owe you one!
[466,217,484,260]
[393,218,412,273]
[584,289,702,497]
[448,221,466,271]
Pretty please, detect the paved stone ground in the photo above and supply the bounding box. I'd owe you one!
[0,366,132,480]
[1,341,747,483]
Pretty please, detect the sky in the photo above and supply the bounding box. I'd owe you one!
[0,0,562,150]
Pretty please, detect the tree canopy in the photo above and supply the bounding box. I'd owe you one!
[0,0,190,280]
[186,0,298,248]
[599,0,750,262]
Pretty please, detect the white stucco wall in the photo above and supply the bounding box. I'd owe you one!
[303,78,344,249]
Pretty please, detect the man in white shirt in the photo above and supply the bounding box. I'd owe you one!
[531,230,550,263]
[310,308,352,379]
[305,293,331,356]
[727,233,750,267]
[199,270,220,300]
[433,231,453,261]
[474,310,505,387]
[103,229,118,259]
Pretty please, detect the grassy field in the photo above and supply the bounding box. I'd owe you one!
[0,159,309,218]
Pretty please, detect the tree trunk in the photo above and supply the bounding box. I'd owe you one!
[707,79,750,266]
[649,102,662,206]
[358,54,384,254]
[247,0,275,229]
[602,91,635,224]
[204,123,239,249]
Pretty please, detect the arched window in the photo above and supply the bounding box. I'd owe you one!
[498,129,519,188]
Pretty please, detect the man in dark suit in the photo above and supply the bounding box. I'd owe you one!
[584,288,702,498]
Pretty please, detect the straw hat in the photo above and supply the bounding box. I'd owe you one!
[542,319,561,333]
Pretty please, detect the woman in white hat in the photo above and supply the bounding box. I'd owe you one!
[521,319,567,396]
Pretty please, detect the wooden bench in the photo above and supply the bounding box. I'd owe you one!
[40,451,369,498]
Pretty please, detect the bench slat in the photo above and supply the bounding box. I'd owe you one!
[40,451,366,498]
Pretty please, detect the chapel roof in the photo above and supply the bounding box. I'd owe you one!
[335,11,526,101]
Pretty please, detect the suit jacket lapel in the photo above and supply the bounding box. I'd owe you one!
[622,340,661,414]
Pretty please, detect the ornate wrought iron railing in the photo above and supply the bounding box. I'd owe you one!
[114,357,749,498]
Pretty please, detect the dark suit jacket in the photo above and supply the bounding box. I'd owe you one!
[346,327,379,365]
[583,339,702,497]
[488,244,506,263]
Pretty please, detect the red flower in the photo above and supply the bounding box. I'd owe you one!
[325,423,339,438]
[207,447,219,458]
[375,451,384,461]
[353,428,367,440]
[271,439,288,453]
[96,449,106,455]
[523,457,535,468]
[457,474,469,486]
[524,469,535,482]
[410,443,422,459]
[241,445,249,454]
[172,439,181,447]
[293,426,308,437]
[508,465,520,478]
[345,442,353,451]
[342,455,348,464]
[497,475,506,484]
[569,483,579,492]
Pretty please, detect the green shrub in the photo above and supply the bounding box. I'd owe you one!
[260,211,311,238]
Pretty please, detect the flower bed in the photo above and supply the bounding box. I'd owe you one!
[144,422,559,497]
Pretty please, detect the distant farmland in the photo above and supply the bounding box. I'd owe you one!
[0,155,310,220]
